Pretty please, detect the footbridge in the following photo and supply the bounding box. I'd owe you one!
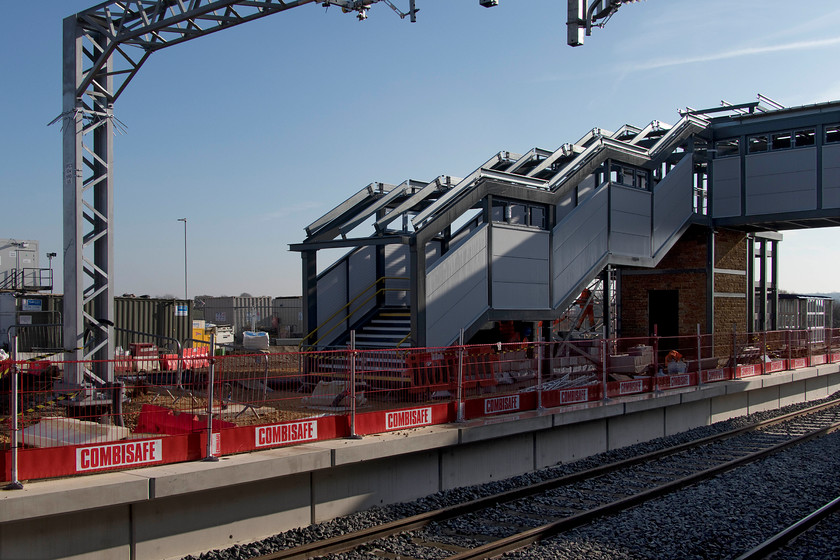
[292,99,840,349]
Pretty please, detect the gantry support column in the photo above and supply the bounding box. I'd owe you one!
[62,18,115,384]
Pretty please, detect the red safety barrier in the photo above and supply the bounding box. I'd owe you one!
[654,372,698,391]
[542,384,601,407]
[4,328,840,485]
[461,347,499,390]
[405,352,453,397]
[701,368,733,383]
[605,376,652,398]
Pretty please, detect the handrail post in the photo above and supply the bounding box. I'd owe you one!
[348,331,361,439]
[203,333,219,462]
[5,330,23,489]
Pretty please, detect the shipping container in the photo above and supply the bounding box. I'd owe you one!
[2,294,192,353]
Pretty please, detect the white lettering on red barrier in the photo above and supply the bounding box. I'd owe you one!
[792,358,807,369]
[767,360,785,373]
[76,439,162,472]
[706,369,726,382]
[832,353,840,363]
[559,388,589,404]
[669,374,690,388]
[484,395,520,415]
[385,407,432,430]
[738,364,759,378]
[811,355,826,366]
[256,421,318,447]
[619,380,643,395]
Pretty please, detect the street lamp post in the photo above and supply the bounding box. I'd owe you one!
[177,218,188,302]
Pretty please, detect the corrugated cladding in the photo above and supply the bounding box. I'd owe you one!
[113,297,192,351]
[7,295,192,352]
[273,296,303,336]
[202,296,273,334]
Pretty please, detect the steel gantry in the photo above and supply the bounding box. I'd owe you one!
[59,0,635,390]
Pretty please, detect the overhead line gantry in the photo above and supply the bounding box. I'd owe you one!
[58,0,634,395]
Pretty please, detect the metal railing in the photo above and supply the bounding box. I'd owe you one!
[2,325,838,486]
[299,276,408,349]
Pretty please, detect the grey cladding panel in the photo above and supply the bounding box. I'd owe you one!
[823,144,840,208]
[426,225,489,347]
[493,282,548,309]
[384,244,409,306]
[349,247,376,321]
[492,227,549,260]
[491,228,549,309]
[552,188,609,307]
[653,156,693,255]
[746,148,817,214]
[712,157,741,218]
[317,262,348,344]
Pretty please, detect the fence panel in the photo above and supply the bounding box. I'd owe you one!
[4,325,839,485]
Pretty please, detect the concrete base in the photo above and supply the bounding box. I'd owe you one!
[2,363,838,560]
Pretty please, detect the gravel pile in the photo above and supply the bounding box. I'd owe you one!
[181,393,840,560]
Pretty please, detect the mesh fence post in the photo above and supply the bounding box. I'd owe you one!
[601,338,608,402]
[762,329,767,375]
[697,324,704,387]
[536,333,543,412]
[203,333,219,462]
[4,331,23,490]
[456,329,465,422]
[349,330,361,439]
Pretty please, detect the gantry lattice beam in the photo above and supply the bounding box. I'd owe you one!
[61,0,381,383]
[61,0,626,385]
[567,0,638,46]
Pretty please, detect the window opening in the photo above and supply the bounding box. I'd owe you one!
[715,139,739,157]
[509,204,527,225]
[748,135,768,153]
[826,124,840,144]
[794,129,815,147]
[530,207,546,229]
[771,132,792,150]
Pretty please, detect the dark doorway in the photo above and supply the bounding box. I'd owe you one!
[649,290,679,351]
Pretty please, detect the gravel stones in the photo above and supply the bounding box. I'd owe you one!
[181,393,840,560]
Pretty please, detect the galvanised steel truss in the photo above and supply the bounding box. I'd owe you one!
[59,0,413,385]
[60,0,636,385]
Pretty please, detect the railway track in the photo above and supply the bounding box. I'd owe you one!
[244,398,840,560]
[734,494,840,560]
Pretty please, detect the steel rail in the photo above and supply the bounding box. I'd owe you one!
[734,494,840,560]
[447,417,840,560]
[250,398,840,560]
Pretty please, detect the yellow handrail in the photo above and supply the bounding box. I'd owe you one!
[298,276,408,350]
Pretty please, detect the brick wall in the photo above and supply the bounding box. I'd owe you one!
[619,226,747,348]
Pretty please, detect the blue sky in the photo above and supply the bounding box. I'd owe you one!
[3,0,840,298]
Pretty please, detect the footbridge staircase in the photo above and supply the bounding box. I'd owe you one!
[293,100,840,349]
